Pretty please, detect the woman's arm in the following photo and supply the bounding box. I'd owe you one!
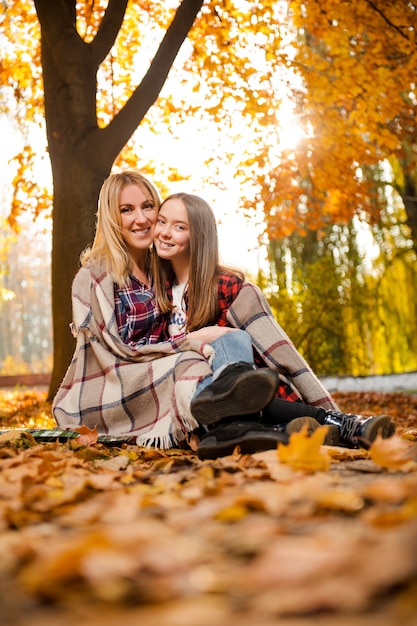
[187,325,239,342]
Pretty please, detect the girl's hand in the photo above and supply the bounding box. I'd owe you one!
[187,326,238,343]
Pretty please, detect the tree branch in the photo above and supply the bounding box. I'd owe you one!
[91,0,129,66]
[366,0,410,40]
[33,0,80,52]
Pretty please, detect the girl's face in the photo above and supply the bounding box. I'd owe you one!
[119,184,157,256]
[154,197,190,264]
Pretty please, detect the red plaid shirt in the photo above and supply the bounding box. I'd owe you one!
[216,273,244,325]
[115,276,169,346]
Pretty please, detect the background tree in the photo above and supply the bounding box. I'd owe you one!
[0,215,52,374]
[234,0,417,376]
[250,0,417,245]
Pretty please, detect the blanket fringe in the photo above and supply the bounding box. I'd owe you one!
[135,432,177,449]
[135,415,199,450]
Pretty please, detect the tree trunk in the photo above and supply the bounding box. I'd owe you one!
[49,161,111,398]
[401,171,417,252]
[32,0,205,399]
[36,0,118,398]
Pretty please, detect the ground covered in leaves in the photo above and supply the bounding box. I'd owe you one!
[0,389,417,626]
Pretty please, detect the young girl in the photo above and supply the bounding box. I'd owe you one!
[53,170,286,454]
[153,192,396,458]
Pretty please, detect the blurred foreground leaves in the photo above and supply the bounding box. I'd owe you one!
[0,389,416,626]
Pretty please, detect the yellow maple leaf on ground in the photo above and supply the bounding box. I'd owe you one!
[369,434,417,471]
[277,424,331,473]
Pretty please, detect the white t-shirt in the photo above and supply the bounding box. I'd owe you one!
[169,282,187,337]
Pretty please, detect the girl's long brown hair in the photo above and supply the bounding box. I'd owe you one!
[153,192,244,331]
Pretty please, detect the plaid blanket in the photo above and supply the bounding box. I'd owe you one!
[0,428,135,445]
[52,265,215,448]
[53,270,337,449]
[226,282,339,411]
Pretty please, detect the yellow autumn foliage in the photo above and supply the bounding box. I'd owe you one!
[2,0,417,241]
[263,0,417,236]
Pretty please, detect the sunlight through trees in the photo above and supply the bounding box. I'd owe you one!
[0,1,416,382]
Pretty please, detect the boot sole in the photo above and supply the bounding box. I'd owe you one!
[285,417,340,446]
[191,369,279,425]
[197,429,287,460]
[359,414,396,447]
[323,425,340,446]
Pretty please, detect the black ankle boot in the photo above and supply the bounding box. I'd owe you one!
[197,416,288,460]
[317,410,396,449]
[190,362,279,426]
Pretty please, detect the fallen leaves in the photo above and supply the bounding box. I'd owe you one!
[0,389,55,429]
[0,389,416,626]
[370,434,417,471]
[71,424,100,447]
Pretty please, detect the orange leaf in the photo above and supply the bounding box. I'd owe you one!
[369,435,417,471]
[71,425,99,447]
[277,425,331,473]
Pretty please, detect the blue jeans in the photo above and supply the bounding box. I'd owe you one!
[194,329,254,398]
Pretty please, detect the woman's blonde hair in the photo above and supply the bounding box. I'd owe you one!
[81,169,161,287]
[153,192,244,331]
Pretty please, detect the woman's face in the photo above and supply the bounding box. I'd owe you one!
[154,197,191,265]
[119,184,157,256]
